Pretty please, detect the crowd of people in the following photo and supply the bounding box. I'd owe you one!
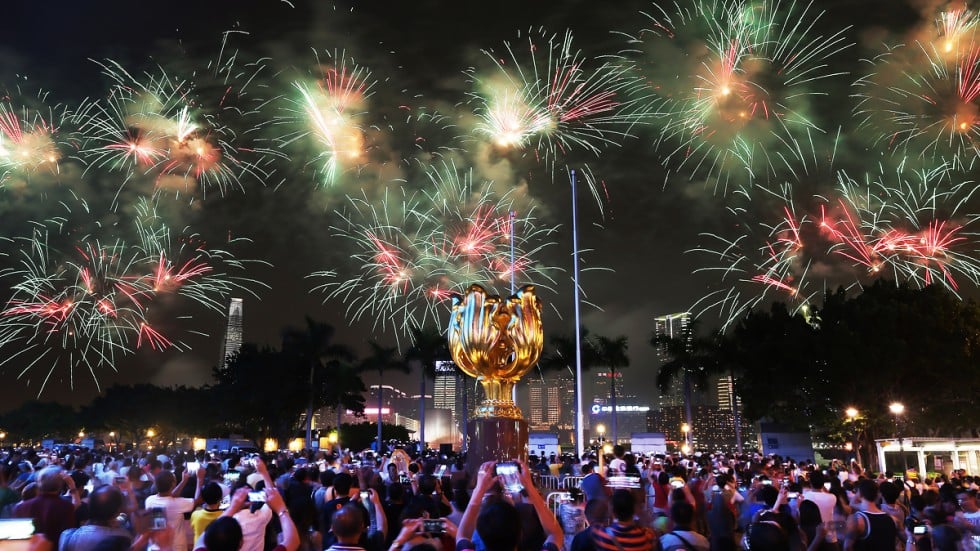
[0,444,977,551]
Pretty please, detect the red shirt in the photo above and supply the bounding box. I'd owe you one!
[13,493,77,543]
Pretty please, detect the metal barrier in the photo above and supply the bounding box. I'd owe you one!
[546,491,567,516]
[562,476,583,489]
[537,475,560,489]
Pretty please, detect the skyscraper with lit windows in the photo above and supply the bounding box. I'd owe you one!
[219,298,243,369]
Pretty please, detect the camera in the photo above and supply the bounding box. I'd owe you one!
[423,519,446,534]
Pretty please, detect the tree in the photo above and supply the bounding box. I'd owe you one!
[404,326,449,452]
[281,317,354,449]
[321,360,366,451]
[213,344,311,445]
[652,319,721,447]
[538,329,602,448]
[592,335,630,443]
[0,401,76,442]
[359,341,409,454]
[722,283,980,458]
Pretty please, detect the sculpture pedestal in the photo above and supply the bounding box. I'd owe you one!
[466,417,529,476]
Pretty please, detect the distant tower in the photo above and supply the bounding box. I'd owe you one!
[653,312,691,409]
[220,298,243,368]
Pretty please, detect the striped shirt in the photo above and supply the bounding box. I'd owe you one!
[591,522,656,551]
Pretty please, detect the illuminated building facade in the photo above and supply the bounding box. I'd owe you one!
[219,298,243,368]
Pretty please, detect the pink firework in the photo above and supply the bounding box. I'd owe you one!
[137,322,173,351]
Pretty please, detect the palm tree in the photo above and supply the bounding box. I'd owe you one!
[281,317,353,449]
[651,319,719,450]
[321,359,366,451]
[592,335,630,444]
[537,329,602,450]
[359,341,409,454]
[404,326,449,454]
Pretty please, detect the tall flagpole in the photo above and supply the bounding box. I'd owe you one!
[510,210,518,404]
[571,170,585,460]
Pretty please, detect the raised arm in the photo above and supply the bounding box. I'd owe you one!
[518,460,563,549]
[457,461,497,543]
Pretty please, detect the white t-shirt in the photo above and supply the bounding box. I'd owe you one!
[234,505,273,551]
[608,458,626,474]
[802,490,839,543]
[145,494,196,551]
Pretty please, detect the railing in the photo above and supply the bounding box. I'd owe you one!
[537,474,560,489]
[546,491,567,516]
[562,476,583,489]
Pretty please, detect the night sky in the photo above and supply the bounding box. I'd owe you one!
[0,0,949,412]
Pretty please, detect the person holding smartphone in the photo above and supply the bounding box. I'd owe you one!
[145,467,206,551]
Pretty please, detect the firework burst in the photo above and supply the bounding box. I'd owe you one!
[693,163,980,328]
[623,0,850,193]
[76,39,279,204]
[311,162,558,340]
[467,27,646,166]
[0,89,73,187]
[0,198,268,395]
[275,50,376,188]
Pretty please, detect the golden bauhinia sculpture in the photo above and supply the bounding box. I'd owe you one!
[447,284,543,420]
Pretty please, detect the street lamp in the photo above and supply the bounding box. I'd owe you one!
[596,424,607,473]
[889,402,908,478]
[845,407,861,468]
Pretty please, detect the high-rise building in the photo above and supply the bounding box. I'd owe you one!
[433,361,459,425]
[528,376,561,430]
[653,312,690,409]
[717,375,740,411]
[219,298,243,368]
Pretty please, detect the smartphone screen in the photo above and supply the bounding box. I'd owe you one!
[150,508,167,531]
[248,491,266,503]
[423,519,445,534]
[186,461,200,473]
[495,462,523,492]
[0,518,35,539]
[913,525,927,535]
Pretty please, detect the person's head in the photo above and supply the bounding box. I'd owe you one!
[930,524,963,551]
[610,489,635,522]
[756,485,778,508]
[658,471,670,486]
[746,521,790,551]
[879,481,900,505]
[613,445,625,459]
[808,470,825,490]
[36,466,65,494]
[581,463,593,475]
[797,500,823,530]
[958,489,978,513]
[333,472,353,495]
[856,479,879,504]
[669,499,695,529]
[202,482,223,506]
[584,497,611,527]
[88,485,125,524]
[332,503,365,543]
[203,516,244,551]
[417,474,437,495]
[476,500,522,551]
[154,471,176,494]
